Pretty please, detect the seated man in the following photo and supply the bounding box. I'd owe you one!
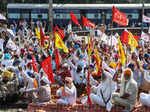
[112,69,138,112]
[140,91,150,107]
[56,77,77,105]
[90,68,116,112]
[24,76,51,104]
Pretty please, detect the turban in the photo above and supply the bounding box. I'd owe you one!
[41,76,50,84]
[65,77,72,83]
[109,62,117,69]
[124,69,131,76]
[2,70,12,79]
[114,54,120,58]
[128,63,134,69]
[143,64,148,69]
[27,71,35,78]
[89,64,94,69]
[4,53,11,60]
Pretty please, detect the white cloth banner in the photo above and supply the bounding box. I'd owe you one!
[141,32,150,42]
[143,15,150,23]
[6,38,17,50]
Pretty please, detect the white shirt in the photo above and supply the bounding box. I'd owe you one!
[57,84,77,104]
[67,60,85,84]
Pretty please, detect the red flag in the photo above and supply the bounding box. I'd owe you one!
[120,29,129,45]
[86,71,92,104]
[54,25,64,39]
[134,36,140,41]
[31,55,38,73]
[82,16,96,29]
[40,25,45,46]
[41,56,55,83]
[112,6,128,26]
[70,11,81,27]
[55,48,61,71]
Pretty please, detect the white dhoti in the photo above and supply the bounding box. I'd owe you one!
[112,93,133,111]
[140,93,150,107]
[90,93,105,106]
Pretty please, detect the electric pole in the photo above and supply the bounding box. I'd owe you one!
[49,0,53,33]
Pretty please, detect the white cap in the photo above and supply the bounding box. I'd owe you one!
[63,63,68,68]
[40,76,51,84]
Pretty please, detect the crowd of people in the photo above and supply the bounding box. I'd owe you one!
[0,20,150,112]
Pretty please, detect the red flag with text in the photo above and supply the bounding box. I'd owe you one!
[70,11,81,27]
[41,56,55,83]
[112,6,128,26]
[82,16,96,29]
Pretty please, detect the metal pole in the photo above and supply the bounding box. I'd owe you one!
[49,0,53,48]
[141,0,144,32]
[49,0,53,34]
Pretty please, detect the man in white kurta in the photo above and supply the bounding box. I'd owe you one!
[56,77,77,105]
[24,76,51,104]
[112,69,138,112]
[90,68,116,111]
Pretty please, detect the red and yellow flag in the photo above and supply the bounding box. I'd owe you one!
[95,46,101,74]
[55,33,69,53]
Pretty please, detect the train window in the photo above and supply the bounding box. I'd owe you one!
[8,13,20,19]
[62,14,67,19]
[86,13,95,19]
[42,14,48,19]
[31,14,37,19]
[56,14,60,19]
[94,13,98,18]
[21,13,29,19]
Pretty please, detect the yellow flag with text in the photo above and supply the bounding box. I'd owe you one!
[55,33,69,53]
[128,32,138,51]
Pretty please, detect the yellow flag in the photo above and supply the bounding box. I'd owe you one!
[128,32,138,51]
[95,46,101,74]
[35,28,40,39]
[55,33,69,53]
[118,37,126,65]
[88,35,92,62]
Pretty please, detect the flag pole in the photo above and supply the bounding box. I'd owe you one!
[141,1,144,33]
